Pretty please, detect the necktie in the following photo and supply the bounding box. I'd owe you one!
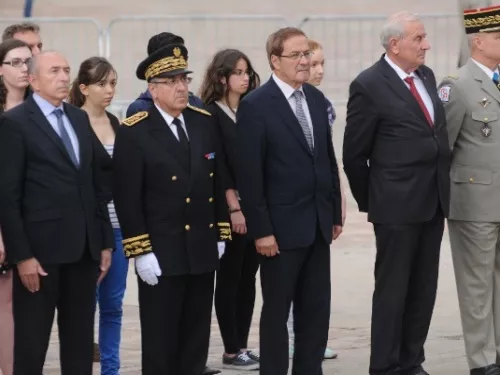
[292,90,314,151]
[172,117,190,151]
[404,76,433,127]
[493,72,500,90]
[53,109,79,166]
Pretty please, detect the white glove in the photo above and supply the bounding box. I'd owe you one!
[135,253,162,286]
[218,241,225,259]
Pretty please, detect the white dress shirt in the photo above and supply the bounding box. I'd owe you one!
[154,103,188,140]
[471,58,499,80]
[384,55,434,122]
[272,73,314,146]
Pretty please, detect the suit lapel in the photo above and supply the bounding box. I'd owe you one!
[183,109,202,187]
[380,57,431,129]
[468,59,500,105]
[64,103,87,169]
[147,105,190,173]
[268,78,312,155]
[417,68,443,130]
[27,96,78,169]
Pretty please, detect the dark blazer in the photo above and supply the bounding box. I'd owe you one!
[91,112,121,205]
[343,55,451,224]
[235,77,342,250]
[112,105,230,276]
[0,95,114,265]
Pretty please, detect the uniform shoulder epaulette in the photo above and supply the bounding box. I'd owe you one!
[187,104,211,116]
[122,111,148,127]
[446,74,459,80]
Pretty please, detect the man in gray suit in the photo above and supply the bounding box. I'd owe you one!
[438,6,500,375]
[457,0,492,68]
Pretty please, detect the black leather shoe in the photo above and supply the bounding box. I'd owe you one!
[202,366,221,375]
[471,364,500,375]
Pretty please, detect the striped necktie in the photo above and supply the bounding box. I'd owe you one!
[292,90,314,151]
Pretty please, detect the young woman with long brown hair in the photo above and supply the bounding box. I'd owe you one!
[200,49,261,370]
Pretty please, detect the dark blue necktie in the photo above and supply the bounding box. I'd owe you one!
[493,72,499,88]
[53,109,78,166]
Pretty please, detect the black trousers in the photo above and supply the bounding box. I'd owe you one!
[138,271,215,375]
[370,211,444,375]
[260,230,331,375]
[214,233,259,354]
[13,254,99,375]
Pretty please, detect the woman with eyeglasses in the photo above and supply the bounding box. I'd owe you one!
[199,49,261,371]
[0,38,32,375]
[68,57,127,375]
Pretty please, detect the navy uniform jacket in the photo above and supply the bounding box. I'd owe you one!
[112,104,231,276]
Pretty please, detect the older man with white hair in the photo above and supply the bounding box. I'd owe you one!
[343,11,451,375]
[439,6,500,375]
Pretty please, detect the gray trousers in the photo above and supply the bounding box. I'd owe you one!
[449,219,500,369]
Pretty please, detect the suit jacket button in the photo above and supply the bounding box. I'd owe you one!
[185,225,191,231]
[210,172,214,178]
[172,176,177,181]
[209,197,214,203]
[209,223,214,228]
[186,197,191,203]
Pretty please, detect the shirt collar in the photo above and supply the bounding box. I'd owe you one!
[32,93,64,117]
[154,103,185,126]
[384,54,418,81]
[471,58,499,80]
[272,73,304,100]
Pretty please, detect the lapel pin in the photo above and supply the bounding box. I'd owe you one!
[480,98,490,108]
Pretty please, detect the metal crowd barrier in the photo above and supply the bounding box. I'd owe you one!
[299,13,461,104]
[0,17,104,82]
[0,14,462,110]
[104,15,289,106]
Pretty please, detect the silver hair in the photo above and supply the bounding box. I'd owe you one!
[27,50,62,75]
[380,11,421,50]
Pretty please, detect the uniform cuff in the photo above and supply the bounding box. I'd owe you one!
[217,222,232,241]
[122,234,153,258]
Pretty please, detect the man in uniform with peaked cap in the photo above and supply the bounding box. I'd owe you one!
[113,43,231,375]
[126,32,204,117]
[438,6,500,375]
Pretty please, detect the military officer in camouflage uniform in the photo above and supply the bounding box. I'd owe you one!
[113,43,231,375]
[438,6,500,375]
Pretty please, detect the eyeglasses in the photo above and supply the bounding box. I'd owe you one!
[279,51,313,60]
[232,69,254,77]
[152,76,192,86]
[2,58,32,68]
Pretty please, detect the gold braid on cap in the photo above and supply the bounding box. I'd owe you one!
[145,47,188,80]
[464,6,500,33]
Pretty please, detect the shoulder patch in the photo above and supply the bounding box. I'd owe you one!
[438,85,451,102]
[122,111,148,127]
[187,104,211,116]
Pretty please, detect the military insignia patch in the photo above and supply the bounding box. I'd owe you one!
[122,111,148,126]
[187,104,211,116]
[482,123,492,137]
[438,86,451,102]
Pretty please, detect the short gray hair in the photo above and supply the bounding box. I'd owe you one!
[380,11,421,50]
[27,50,60,75]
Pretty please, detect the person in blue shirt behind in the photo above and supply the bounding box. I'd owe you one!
[126,32,204,117]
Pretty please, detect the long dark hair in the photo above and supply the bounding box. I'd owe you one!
[0,39,31,113]
[199,48,260,108]
[68,56,116,108]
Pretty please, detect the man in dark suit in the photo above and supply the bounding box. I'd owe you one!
[343,11,451,375]
[0,51,114,375]
[235,27,343,375]
[112,43,231,375]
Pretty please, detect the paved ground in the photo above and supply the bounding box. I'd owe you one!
[39,174,473,374]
